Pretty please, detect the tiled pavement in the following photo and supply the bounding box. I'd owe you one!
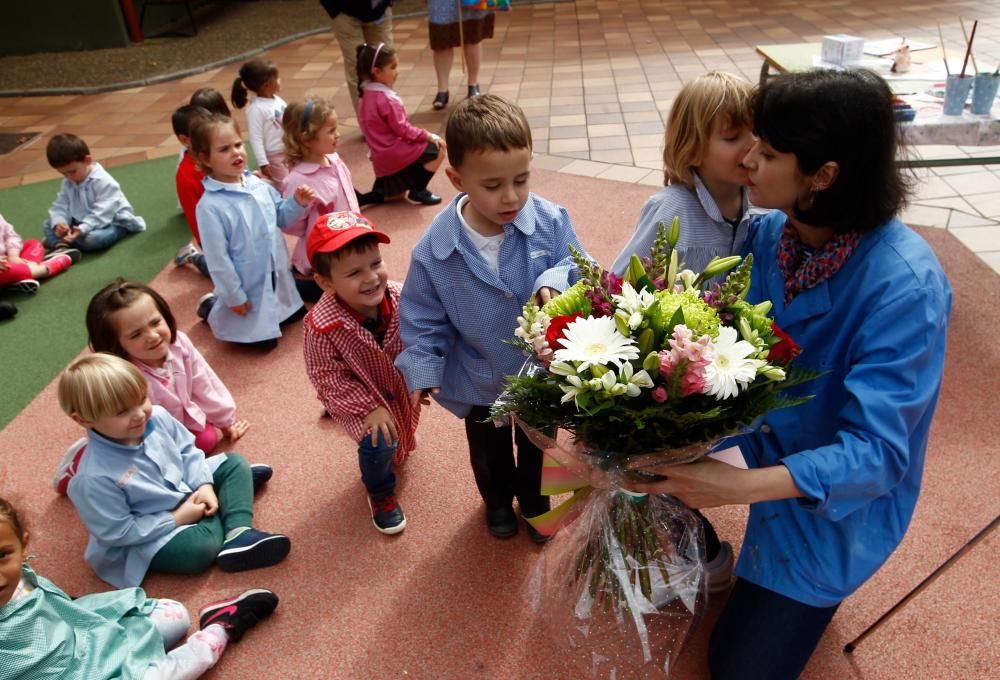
[2,0,1000,272]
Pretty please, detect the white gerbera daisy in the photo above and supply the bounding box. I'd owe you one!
[704,326,765,400]
[553,316,640,372]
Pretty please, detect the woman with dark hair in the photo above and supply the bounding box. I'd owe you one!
[630,69,952,679]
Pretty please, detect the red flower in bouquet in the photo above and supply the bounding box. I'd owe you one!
[546,313,583,350]
[769,322,801,365]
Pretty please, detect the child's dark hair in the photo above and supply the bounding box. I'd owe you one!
[355,43,397,100]
[312,234,380,279]
[46,133,90,168]
[752,69,910,234]
[0,496,27,548]
[87,278,177,358]
[445,94,532,169]
[190,87,232,117]
[172,104,213,138]
[232,58,279,109]
[189,114,241,174]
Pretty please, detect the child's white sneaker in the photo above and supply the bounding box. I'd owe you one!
[53,438,87,495]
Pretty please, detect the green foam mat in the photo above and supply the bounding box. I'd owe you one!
[0,155,191,428]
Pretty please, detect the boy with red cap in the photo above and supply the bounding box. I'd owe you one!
[302,211,420,534]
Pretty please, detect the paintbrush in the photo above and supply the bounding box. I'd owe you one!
[960,18,979,73]
[938,24,951,76]
[960,20,978,77]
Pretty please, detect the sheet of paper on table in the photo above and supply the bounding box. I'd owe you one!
[864,38,936,57]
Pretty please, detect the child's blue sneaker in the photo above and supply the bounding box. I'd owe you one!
[196,293,216,320]
[175,242,200,266]
[367,492,406,535]
[216,528,290,572]
[250,464,273,493]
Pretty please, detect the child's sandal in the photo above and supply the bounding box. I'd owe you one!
[432,91,449,110]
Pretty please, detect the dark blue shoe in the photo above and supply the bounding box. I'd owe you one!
[368,492,406,535]
[250,464,273,493]
[196,293,216,321]
[216,528,290,572]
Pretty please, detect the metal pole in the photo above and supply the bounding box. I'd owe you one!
[844,513,1000,653]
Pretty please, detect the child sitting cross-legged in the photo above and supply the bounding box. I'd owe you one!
[1,212,79,294]
[43,133,146,253]
[58,353,291,588]
[303,212,420,535]
[0,495,280,680]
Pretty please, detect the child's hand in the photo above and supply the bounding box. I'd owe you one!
[231,301,252,316]
[428,132,446,150]
[259,164,273,180]
[535,287,558,305]
[53,223,70,238]
[409,387,439,408]
[293,184,316,207]
[190,484,219,517]
[363,406,398,446]
[64,227,82,243]
[172,495,207,526]
[222,419,251,441]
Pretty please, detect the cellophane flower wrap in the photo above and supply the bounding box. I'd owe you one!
[491,218,816,678]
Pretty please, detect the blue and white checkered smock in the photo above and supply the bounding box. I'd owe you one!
[611,171,767,277]
[396,193,585,418]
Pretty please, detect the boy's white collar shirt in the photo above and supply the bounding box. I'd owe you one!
[456,195,504,274]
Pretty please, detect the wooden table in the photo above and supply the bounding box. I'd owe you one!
[754,42,1000,168]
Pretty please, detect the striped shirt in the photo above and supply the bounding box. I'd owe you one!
[611,171,766,277]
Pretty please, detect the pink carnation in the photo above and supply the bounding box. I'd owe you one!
[657,326,714,397]
[651,386,669,403]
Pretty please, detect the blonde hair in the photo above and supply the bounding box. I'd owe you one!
[663,71,754,188]
[58,353,148,422]
[282,98,336,167]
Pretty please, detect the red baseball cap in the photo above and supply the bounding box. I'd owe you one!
[306,211,390,263]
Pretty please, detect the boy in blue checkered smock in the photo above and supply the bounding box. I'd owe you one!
[396,95,587,543]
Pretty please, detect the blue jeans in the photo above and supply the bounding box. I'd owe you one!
[359,431,396,495]
[709,578,839,680]
[44,220,130,252]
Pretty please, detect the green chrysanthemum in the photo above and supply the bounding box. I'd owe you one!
[728,299,772,338]
[541,280,592,318]
[651,289,720,339]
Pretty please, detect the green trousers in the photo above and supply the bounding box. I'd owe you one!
[149,452,253,574]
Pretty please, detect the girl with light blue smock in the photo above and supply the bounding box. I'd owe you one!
[191,115,315,348]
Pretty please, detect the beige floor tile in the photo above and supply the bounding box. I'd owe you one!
[587,123,627,138]
[949,225,1000,252]
[560,159,611,177]
[548,138,590,154]
[901,204,951,229]
[943,172,1000,196]
[596,164,650,183]
[978,251,1000,274]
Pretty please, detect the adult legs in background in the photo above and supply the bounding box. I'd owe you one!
[709,577,839,680]
[463,41,482,93]
[332,8,394,114]
[433,47,455,95]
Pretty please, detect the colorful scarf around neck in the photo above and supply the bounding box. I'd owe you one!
[776,221,861,304]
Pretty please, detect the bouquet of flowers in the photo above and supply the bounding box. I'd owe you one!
[492,218,815,677]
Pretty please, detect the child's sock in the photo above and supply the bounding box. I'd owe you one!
[224,526,251,543]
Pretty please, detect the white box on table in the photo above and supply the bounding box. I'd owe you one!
[821,34,865,65]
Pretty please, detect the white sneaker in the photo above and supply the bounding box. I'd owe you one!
[6,279,39,294]
[705,541,734,593]
[175,242,200,266]
[52,438,87,495]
